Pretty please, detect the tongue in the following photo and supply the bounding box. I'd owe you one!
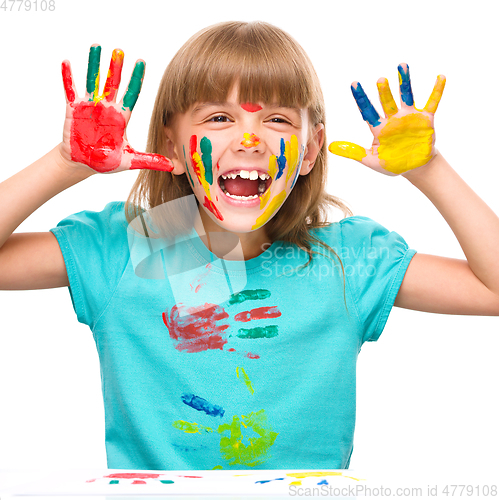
[223,178,259,196]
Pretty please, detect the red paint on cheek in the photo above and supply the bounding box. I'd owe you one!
[234,306,282,322]
[70,102,125,172]
[203,196,224,221]
[163,303,230,353]
[241,102,262,113]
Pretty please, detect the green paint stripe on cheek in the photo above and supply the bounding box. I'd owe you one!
[200,137,213,185]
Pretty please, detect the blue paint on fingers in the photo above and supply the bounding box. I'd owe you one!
[351,83,381,127]
[398,64,414,106]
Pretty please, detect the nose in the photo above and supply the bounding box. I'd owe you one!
[235,131,267,154]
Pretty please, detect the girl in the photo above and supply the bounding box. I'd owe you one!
[1,21,498,471]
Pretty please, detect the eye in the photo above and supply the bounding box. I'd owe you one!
[268,117,292,124]
[208,115,231,123]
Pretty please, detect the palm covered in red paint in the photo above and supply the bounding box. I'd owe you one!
[60,46,173,174]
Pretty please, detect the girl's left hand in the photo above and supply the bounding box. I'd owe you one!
[329,63,446,176]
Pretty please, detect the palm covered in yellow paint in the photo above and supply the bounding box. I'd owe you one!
[329,63,446,176]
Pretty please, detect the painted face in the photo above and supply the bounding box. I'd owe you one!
[169,88,317,234]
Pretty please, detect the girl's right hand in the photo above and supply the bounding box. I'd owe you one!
[60,45,173,174]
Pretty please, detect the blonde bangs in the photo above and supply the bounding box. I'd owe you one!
[161,21,321,123]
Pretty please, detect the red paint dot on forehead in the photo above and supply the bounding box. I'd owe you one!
[241,102,262,113]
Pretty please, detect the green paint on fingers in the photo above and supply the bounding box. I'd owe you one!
[122,61,145,111]
[228,289,271,305]
[86,45,101,98]
[237,325,278,339]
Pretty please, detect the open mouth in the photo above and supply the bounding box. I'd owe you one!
[218,170,272,201]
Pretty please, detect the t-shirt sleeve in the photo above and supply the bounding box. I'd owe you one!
[339,215,416,343]
[49,201,129,328]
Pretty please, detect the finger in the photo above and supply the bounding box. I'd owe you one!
[125,146,174,172]
[103,49,125,103]
[61,60,78,104]
[329,141,367,162]
[121,60,145,112]
[398,63,414,107]
[86,44,102,102]
[423,75,446,114]
[376,77,398,117]
[351,82,381,127]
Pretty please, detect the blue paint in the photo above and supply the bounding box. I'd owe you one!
[351,83,381,127]
[181,393,225,418]
[318,479,329,485]
[398,64,414,106]
[255,478,285,484]
[276,138,286,180]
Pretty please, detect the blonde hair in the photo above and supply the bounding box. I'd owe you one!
[126,21,352,276]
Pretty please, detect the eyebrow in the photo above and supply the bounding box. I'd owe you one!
[191,102,302,116]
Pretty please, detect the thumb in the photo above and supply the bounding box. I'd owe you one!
[329,141,367,163]
[125,146,174,172]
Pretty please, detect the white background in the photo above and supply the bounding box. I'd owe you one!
[0,0,498,487]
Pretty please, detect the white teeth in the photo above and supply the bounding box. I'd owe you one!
[224,192,259,200]
[221,171,270,180]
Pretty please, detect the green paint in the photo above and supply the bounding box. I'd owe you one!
[109,480,119,485]
[217,411,278,467]
[200,136,213,185]
[160,480,174,484]
[212,465,223,470]
[183,145,196,187]
[172,420,213,434]
[237,325,278,339]
[122,61,145,111]
[228,289,271,305]
[86,45,101,97]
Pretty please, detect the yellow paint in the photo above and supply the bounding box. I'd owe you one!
[287,471,343,479]
[424,75,446,114]
[241,133,260,148]
[377,113,434,174]
[252,190,286,230]
[218,410,278,467]
[192,151,212,201]
[290,481,302,485]
[259,188,271,210]
[328,141,367,162]
[268,154,278,180]
[285,134,300,183]
[236,366,255,395]
[377,78,398,117]
[172,420,213,434]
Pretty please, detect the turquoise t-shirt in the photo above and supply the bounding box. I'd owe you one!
[50,201,416,470]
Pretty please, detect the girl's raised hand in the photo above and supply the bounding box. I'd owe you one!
[329,63,446,176]
[60,45,173,174]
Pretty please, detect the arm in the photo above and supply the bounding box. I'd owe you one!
[329,64,499,315]
[0,46,173,290]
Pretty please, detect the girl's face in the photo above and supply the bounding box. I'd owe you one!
[166,86,324,234]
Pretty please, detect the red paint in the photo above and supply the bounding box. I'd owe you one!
[246,352,260,359]
[203,195,224,221]
[195,284,202,293]
[103,50,124,102]
[234,306,282,322]
[70,102,125,172]
[217,160,221,171]
[132,480,147,484]
[241,102,262,113]
[62,61,76,103]
[227,348,236,352]
[163,303,230,353]
[189,135,201,180]
[106,473,162,479]
[124,145,173,172]
[178,475,203,478]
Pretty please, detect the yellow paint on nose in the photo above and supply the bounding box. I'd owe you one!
[241,133,260,148]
